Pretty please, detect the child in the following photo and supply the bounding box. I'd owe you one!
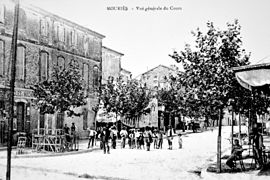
[178,133,183,149]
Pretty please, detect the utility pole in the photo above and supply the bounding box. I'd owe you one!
[231,106,234,150]
[6,0,19,179]
[217,108,222,173]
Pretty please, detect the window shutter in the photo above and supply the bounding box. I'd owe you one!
[16,46,25,80]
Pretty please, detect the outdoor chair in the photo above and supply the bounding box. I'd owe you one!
[17,136,27,154]
[232,152,245,171]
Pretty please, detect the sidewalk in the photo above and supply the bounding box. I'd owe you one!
[0,139,101,159]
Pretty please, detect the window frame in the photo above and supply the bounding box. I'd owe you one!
[39,51,49,82]
[16,45,26,81]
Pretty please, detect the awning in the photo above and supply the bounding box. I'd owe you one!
[96,109,117,123]
[233,63,270,90]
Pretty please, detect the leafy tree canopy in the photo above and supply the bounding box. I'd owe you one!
[32,62,87,117]
[100,77,151,120]
[170,20,251,120]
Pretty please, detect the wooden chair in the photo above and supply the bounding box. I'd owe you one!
[17,136,27,154]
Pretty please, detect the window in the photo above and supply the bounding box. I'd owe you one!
[40,51,48,81]
[16,46,25,80]
[0,40,4,76]
[57,24,65,42]
[56,112,64,129]
[93,66,99,88]
[40,18,48,37]
[57,56,65,70]
[83,63,89,89]
[83,109,88,130]
[0,4,4,24]
[70,30,75,45]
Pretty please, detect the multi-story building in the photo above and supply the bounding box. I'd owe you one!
[136,64,179,130]
[101,46,123,84]
[136,64,178,91]
[0,0,104,144]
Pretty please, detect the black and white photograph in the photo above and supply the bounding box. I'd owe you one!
[0,0,270,179]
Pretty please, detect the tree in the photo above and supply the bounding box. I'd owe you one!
[32,62,87,117]
[170,20,250,122]
[169,19,251,173]
[100,78,151,124]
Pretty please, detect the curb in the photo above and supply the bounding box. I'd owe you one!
[0,147,100,159]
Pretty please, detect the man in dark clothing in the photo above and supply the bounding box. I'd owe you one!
[226,139,243,168]
[252,128,264,168]
[100,126,111,154]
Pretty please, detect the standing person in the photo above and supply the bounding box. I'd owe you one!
[178,133,183,149]
[153,130,158,149]
[120,127,128,148]
[252,128,264,169]
[100,125,111,154]
[71,122,78,150]
[87,127,96,148]
[129,130,135,149]
[138,132,144,149]
[135,129,140,149]
[144,126,153,151]
[110,125,117,149]
[167,125,174,150]
[157,130,163,149]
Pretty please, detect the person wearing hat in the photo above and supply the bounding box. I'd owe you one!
[167,125,174,150]
[178,133,183,149]
[87,127,97,148]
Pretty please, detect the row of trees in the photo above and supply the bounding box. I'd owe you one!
[32,63,152,125]
[32,20,270,130]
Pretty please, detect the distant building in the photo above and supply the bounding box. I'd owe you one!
[120,68,132,82]
[0,0,104,144]
[136,64,179,130]
[136,64,178,91]
[101,46,124,84]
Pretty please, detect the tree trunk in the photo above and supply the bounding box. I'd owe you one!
[217,108,222,173]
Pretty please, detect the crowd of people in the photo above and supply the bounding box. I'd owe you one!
[86,125,183,154]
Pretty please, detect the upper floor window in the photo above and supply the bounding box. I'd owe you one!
[0,4,4,24]
[16,46,25,80]
[57,56,65,70]
[0,40,4,76]
[40,51,49,81]
[40,18,48,37]
[70,29,75,45]
[57,24,65,42]
[93,66,99,88]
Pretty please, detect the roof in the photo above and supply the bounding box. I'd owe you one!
[23,2,105,39]
[102,46,124,56]
[121,68,132,74]
[140,64,175,76]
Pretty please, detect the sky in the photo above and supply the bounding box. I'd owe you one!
[22,0,270,77]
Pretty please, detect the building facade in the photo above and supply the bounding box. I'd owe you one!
[136,64,179,130]
[101,46,123,84]
[0,0,104,144]
[120,68,132,83]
